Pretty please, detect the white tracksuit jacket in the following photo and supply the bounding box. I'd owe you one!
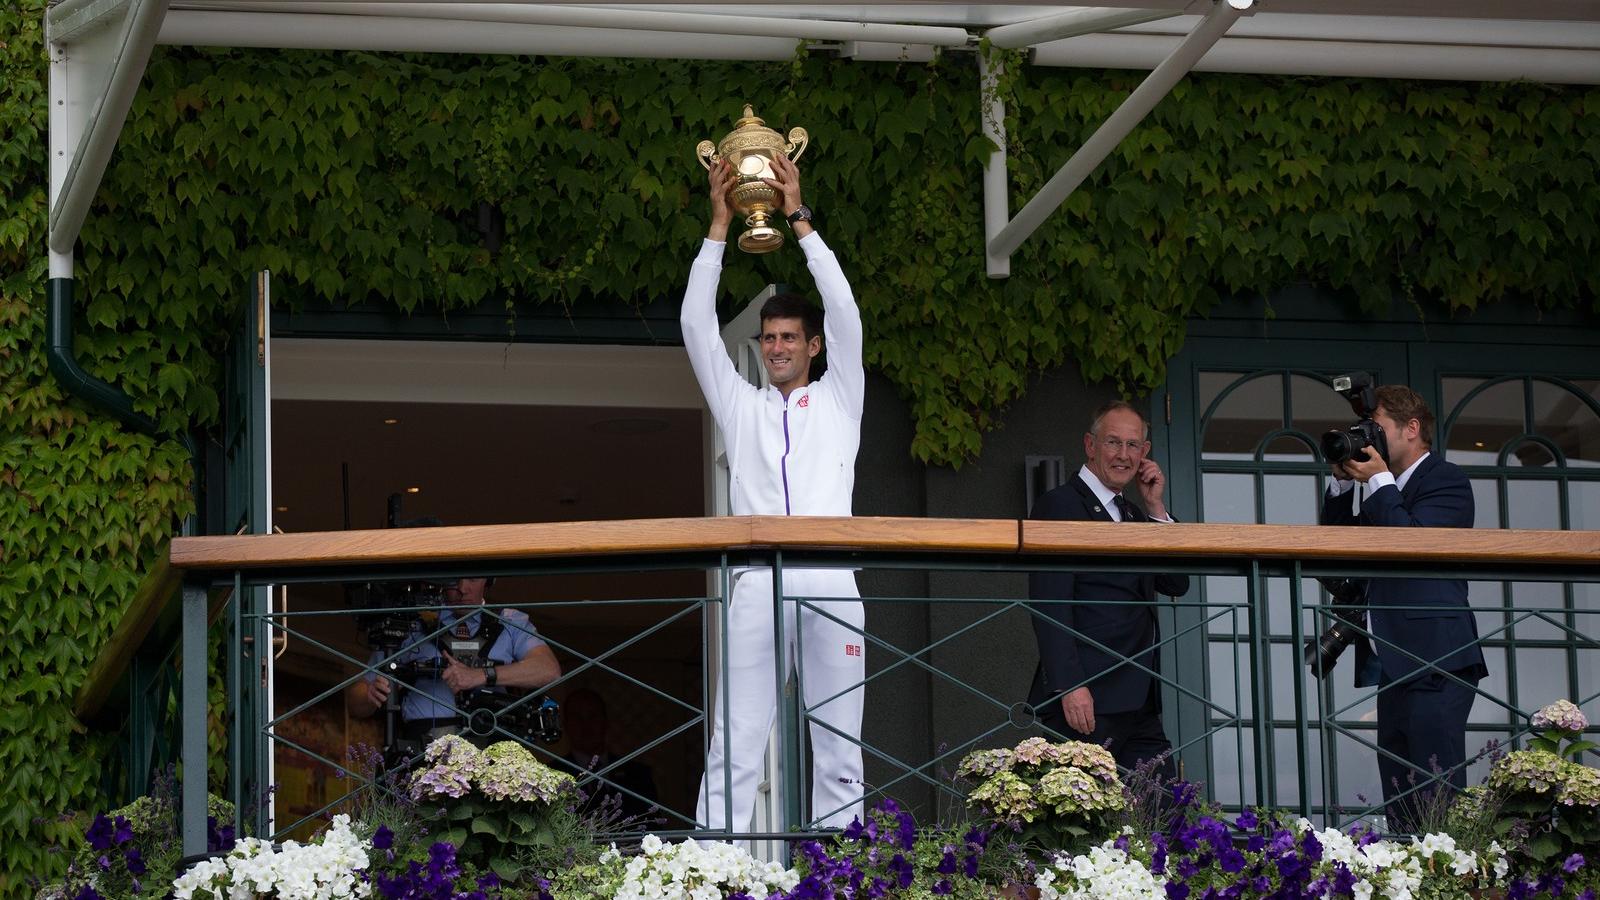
[681,232,866,831]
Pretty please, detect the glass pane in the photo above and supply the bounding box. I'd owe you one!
[1472,578,1507,643]
[1198,371,1240,420]
[1470,647,1511,725]
[1576,592,1600,735]
[1289,373,1354,448]
[1510,581,1568,642]
[1330,666,1378,732]
[1442,376,1485,425]
[1464,730,1507,786]
[1514,648,1570,719]
[1263,434,1316,462]
[1209,641,1244,717]
[1507,440,1556,468]
[1574,482,1600,531]
[1203,472,1256,523]
[1210,730,1247,807]
[1264,474,1318,525]
[1445,378,1525,457]
[1507,479,1561,529]
[1205,576,1249,635]
[1532,379,1600,466]
[1203,373,1282,460]
[1470,479,1502,529]
[1273,728,1323,809]
[1331,730,1386,821]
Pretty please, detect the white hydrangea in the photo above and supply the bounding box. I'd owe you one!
[171,814,371,900]
[612,837,798,900]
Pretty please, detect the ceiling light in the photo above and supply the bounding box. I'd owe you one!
[405,486,421,494]
[1474,442,1485,448]
[383,418,400,425]
[274,505,289,512]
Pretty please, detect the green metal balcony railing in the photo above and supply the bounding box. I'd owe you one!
[85,516,1599,855]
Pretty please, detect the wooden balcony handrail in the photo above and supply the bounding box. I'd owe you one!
[166,516,1600,572]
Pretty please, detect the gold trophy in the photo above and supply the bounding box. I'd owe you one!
[696,105,809,254]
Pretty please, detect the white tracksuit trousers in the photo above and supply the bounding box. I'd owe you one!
[696,567,865,831]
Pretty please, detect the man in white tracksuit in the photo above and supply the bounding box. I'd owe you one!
[683,153,865,832]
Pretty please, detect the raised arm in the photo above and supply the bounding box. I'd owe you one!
[681,159,752,429]
[765,154,865,420]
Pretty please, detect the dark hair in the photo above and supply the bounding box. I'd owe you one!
[1087,400,1149,438]
[758,292,823,342]
[1375,384,1435,448]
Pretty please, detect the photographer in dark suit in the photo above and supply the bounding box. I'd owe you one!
[1028,401,1189,778]
[1319,384,1486,832]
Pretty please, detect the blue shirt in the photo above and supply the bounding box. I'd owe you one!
[365,606,546,721]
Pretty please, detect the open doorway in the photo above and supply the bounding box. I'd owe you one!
[265,337,710,832]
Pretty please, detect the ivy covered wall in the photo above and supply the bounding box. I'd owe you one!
[4,0,1599,890]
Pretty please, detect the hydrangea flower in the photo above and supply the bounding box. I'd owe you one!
[1532,699,1588,734]
[409,735,488,801]
[476,740,576,804]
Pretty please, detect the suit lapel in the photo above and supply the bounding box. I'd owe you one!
[1400,453,1437,503]
[1071,475,1116,522]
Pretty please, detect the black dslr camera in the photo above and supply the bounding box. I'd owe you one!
[1302,576,1369,678]
[1320,372,1388,465]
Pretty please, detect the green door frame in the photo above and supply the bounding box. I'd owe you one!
[1155,307,1600,813]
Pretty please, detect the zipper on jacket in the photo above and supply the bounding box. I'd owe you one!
[781,407,792,515]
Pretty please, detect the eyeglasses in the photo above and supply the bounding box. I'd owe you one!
[1096,436,1147,453]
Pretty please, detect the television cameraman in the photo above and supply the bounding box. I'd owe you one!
[346,575,562,747]
[1318,383,1486,832]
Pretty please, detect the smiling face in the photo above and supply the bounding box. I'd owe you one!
[759,315,821,393]
[1083,407,1149,493]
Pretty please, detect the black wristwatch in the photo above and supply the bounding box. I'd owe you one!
[483,664,497,687]
[786,205,813,226]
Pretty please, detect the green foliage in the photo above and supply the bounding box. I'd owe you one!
[5,6,1600,894]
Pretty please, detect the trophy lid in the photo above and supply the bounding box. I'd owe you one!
[717,104,790,160]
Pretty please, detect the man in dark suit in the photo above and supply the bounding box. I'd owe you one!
[1320,384,1486,832]
[1028,401,1190,779]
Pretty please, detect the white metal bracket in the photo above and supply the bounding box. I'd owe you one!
[982,0,1251,278]
[46,0,170,276]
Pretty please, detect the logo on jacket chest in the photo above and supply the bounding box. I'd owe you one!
[797,394,809,408]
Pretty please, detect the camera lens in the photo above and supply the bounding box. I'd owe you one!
[1321,429,1354,463]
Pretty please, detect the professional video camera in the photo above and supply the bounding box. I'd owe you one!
[1320,372,1388,465]
[1302,576,1370,678]
[346,494,446,651]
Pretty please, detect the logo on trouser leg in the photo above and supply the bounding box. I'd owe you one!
[844,644,861,656]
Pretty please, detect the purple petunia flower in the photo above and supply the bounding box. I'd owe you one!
[961,852,979,879]
[97,856,111,871]
[1235,810,1258,831]
[72,886,102,900]
[124,847,146,876]
[85,816,114,851]
[1165,883,1190,900]
[112,816,134,846]
[1564,853,1586,874]
[938,849,958,875]
[1219,848,1246,874]
[888,853,914,889]
[842,817,865,842]
[932,880,953,896]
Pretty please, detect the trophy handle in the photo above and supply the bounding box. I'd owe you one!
[784,127,809,164]
[695,140,719,171]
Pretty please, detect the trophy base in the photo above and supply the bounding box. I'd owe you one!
[738,226,784,254]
